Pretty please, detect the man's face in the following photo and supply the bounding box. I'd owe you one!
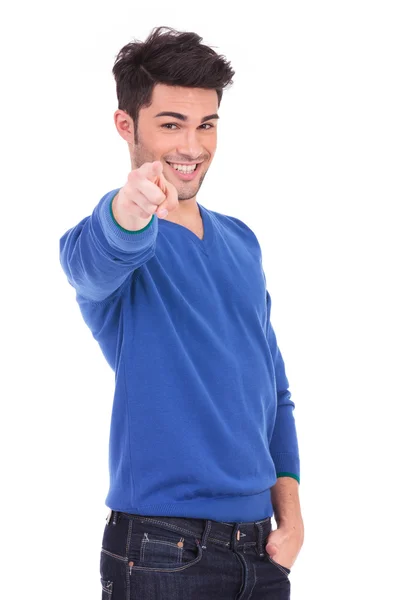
[117,84,219,202]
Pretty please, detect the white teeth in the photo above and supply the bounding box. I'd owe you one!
[170,163,197,173]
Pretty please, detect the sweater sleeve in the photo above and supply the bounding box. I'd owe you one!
[266,290,301,483]
[59,189,158,302]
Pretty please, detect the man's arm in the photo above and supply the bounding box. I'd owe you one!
[59,188,158,303]
[264,289,304,566]
[265,291,300,482]
[266,476,304,568]
[59,161,177,303]
[270,476,303,528]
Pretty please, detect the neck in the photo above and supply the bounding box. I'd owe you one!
[165,198,200,222]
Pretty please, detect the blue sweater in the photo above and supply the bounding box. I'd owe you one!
[59,189,300,522]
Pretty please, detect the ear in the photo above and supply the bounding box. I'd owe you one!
[114,110,135,144]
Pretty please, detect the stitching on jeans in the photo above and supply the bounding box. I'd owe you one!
[146,537,183,549]
[248,562,257,598]
[255,522,264,555]
[126,519,133,600]
[141,533,184,563]
[101,580,113,594]
[101,548,128,562]
[129,542,203,573]
[140,534,146,562]
[268,556,290,578]
[133,517,200,537]
[125,517,264,548]
[126,519,133,555]
[209,536,231,546]
[201,520,212,549]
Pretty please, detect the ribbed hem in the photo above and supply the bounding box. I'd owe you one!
[97,188,158,251]
[109,192,154,234]
[105,488,273,523]
[272,452,300,483]
[276,472,300,484]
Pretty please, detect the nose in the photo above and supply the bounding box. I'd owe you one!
[176,129,203,160]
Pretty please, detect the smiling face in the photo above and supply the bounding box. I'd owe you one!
[114,84,219,203]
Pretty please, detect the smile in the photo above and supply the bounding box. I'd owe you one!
[166,162,200,173]
[165,161,202,180]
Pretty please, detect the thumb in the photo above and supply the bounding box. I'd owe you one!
[265,542,279,557]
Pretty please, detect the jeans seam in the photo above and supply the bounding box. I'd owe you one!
[101,548,128,562]
[129,542,203,573]
[141,534,184,563]
[125,519,133,600]
[129,517,200,538]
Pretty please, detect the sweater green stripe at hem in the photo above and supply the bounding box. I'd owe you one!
[109,194,154,234]
[276,472,300,483]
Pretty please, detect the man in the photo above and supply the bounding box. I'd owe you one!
[60,26,304,600]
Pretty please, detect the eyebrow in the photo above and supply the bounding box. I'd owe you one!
[154,111,219,123]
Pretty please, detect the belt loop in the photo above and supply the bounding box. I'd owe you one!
[112,511,120,526]
[255,522,265,556]
[200,520,212,550]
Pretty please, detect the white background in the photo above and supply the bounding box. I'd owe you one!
[1,1,399,598]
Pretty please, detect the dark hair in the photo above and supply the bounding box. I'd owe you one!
[112,26,235,137]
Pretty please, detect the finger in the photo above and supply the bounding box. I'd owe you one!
[136,176,167,206]
[134,180,169,219]
[141,160,163,183]
[156,174,179,218]
[156,189,170,218]
[156,173,167,195]
[266,543,279,557]
[131,189,161,219]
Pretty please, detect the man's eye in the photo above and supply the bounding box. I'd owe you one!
[161,123,214,130]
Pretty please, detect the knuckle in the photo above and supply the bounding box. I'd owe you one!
[143,201,158,214]
[142,162,154,174]
[133,202,150,218]
[128,169,139,181]
[156,191,166,204]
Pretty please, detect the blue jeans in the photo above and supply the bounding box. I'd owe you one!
[100,510,291,599]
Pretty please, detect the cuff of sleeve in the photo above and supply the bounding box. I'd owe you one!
[276,472,300,484]
[272,452,300,483]
[97,188,158,251]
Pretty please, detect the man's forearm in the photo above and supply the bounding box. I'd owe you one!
[266,476,305,566]
[271,476,304,530]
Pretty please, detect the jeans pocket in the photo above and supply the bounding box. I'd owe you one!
[128,521,203,573]
[267,555,291,578]
[100,578,113,598]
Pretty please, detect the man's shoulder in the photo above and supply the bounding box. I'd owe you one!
[203,205,256,234]
[204,205,261,249]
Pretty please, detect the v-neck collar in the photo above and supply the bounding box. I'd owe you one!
[158,203,214,256]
